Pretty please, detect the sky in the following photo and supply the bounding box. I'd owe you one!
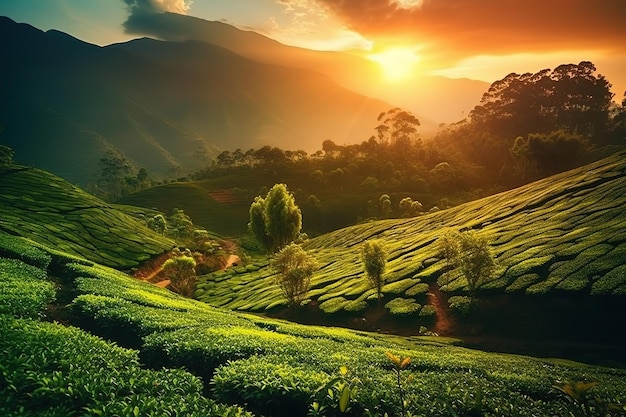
[1,0,625,99]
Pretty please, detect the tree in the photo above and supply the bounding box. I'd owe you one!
[167,208,195,243]
[361,240,387,306]
[161,255,196,297]
[0,145,14,166]
[437,230,497,303]
[399,197,423,217]
[96,150,134,201]
[379,194,392,218]
[271,243,319,308]
[147,214,167,235]
[469,61,613,139]
[248,184,302,253]
[511,130,590,180]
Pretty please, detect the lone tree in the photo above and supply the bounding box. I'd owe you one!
[361,240,387,306]
[161,255,197,298]
[249,183,302,253]
[437,230,497,303]
[271,243,319,308]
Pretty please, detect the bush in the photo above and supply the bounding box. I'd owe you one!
[0,258,55,318]
[212,356,330,417]
[0,316,253,417]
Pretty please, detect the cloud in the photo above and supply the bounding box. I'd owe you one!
[121,0,193,37]
[122,0,192,15]
[312,0,626,64]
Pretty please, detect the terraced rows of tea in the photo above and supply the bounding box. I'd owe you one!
[0,166,174,268]
[2,230,626,416]
[196,150,626,314]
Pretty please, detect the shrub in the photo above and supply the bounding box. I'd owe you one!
[0,258,55,318]
[212,356,330,417]
[0,316,253,417]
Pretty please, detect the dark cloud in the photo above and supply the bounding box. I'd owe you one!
[314,0,626,63]
[121,0,192,36]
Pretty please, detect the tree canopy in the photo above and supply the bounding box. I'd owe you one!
[249,184,302,253]
[271,243,319,308]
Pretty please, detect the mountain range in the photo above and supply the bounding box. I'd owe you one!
[0,15,487,184]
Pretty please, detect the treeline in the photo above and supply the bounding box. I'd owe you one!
[189,62,624,234]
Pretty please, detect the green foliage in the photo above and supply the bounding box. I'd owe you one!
[361,239,387,306]
[0,166,173,268]
[310,366,361,415]
[385,297,422,315]
[447,296,473,315]
[0,144,14,166]
[0,316,252,417]
[212,356,330,417]
[386,351,412,417]
[399,196,423,217]
[249,183,302,253]
[438,230,497,300]
[167,207,195,242]
[0,258,54,318]
[271,243,319,307]
[162,255,197,297]
[0,232,51,269]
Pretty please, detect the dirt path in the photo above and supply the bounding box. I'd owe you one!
[428,283,454,335]
[222,254,241,270]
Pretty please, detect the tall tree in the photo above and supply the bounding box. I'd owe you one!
[469,61,613,139]
[248,183,302,253]
[361,240,387,306]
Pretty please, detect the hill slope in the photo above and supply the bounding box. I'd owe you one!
[196,151,626,344]
[1,222,625,416]
[0,16,389,183]
[0,165,173,268]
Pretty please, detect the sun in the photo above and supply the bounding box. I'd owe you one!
[367,46,421,82]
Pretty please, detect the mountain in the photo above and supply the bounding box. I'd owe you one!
[123,12,489,123]
[0,17,390,184]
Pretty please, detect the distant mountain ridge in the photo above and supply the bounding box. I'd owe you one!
[0,16,390,184]
[125,12,489,123]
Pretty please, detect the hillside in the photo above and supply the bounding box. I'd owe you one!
[0,165,173,268]
[0,16,389,184]
[1,208,625,416]
[196,151,626,351]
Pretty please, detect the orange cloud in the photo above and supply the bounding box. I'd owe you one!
[313,0,626,64]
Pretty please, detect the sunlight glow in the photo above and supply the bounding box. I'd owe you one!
[368,47,422,82]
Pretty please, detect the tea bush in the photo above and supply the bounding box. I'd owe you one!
[0,258,55,318]
[0,316,253,417]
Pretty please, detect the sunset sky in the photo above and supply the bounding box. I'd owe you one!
[2,0,625,99]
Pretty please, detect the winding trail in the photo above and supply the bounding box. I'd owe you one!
[428,283,454,335]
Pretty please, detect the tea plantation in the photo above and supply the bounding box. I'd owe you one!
[196,150,626,315]
[0,165,174,268]
[2,228,626,416]
[1,156,626,416]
